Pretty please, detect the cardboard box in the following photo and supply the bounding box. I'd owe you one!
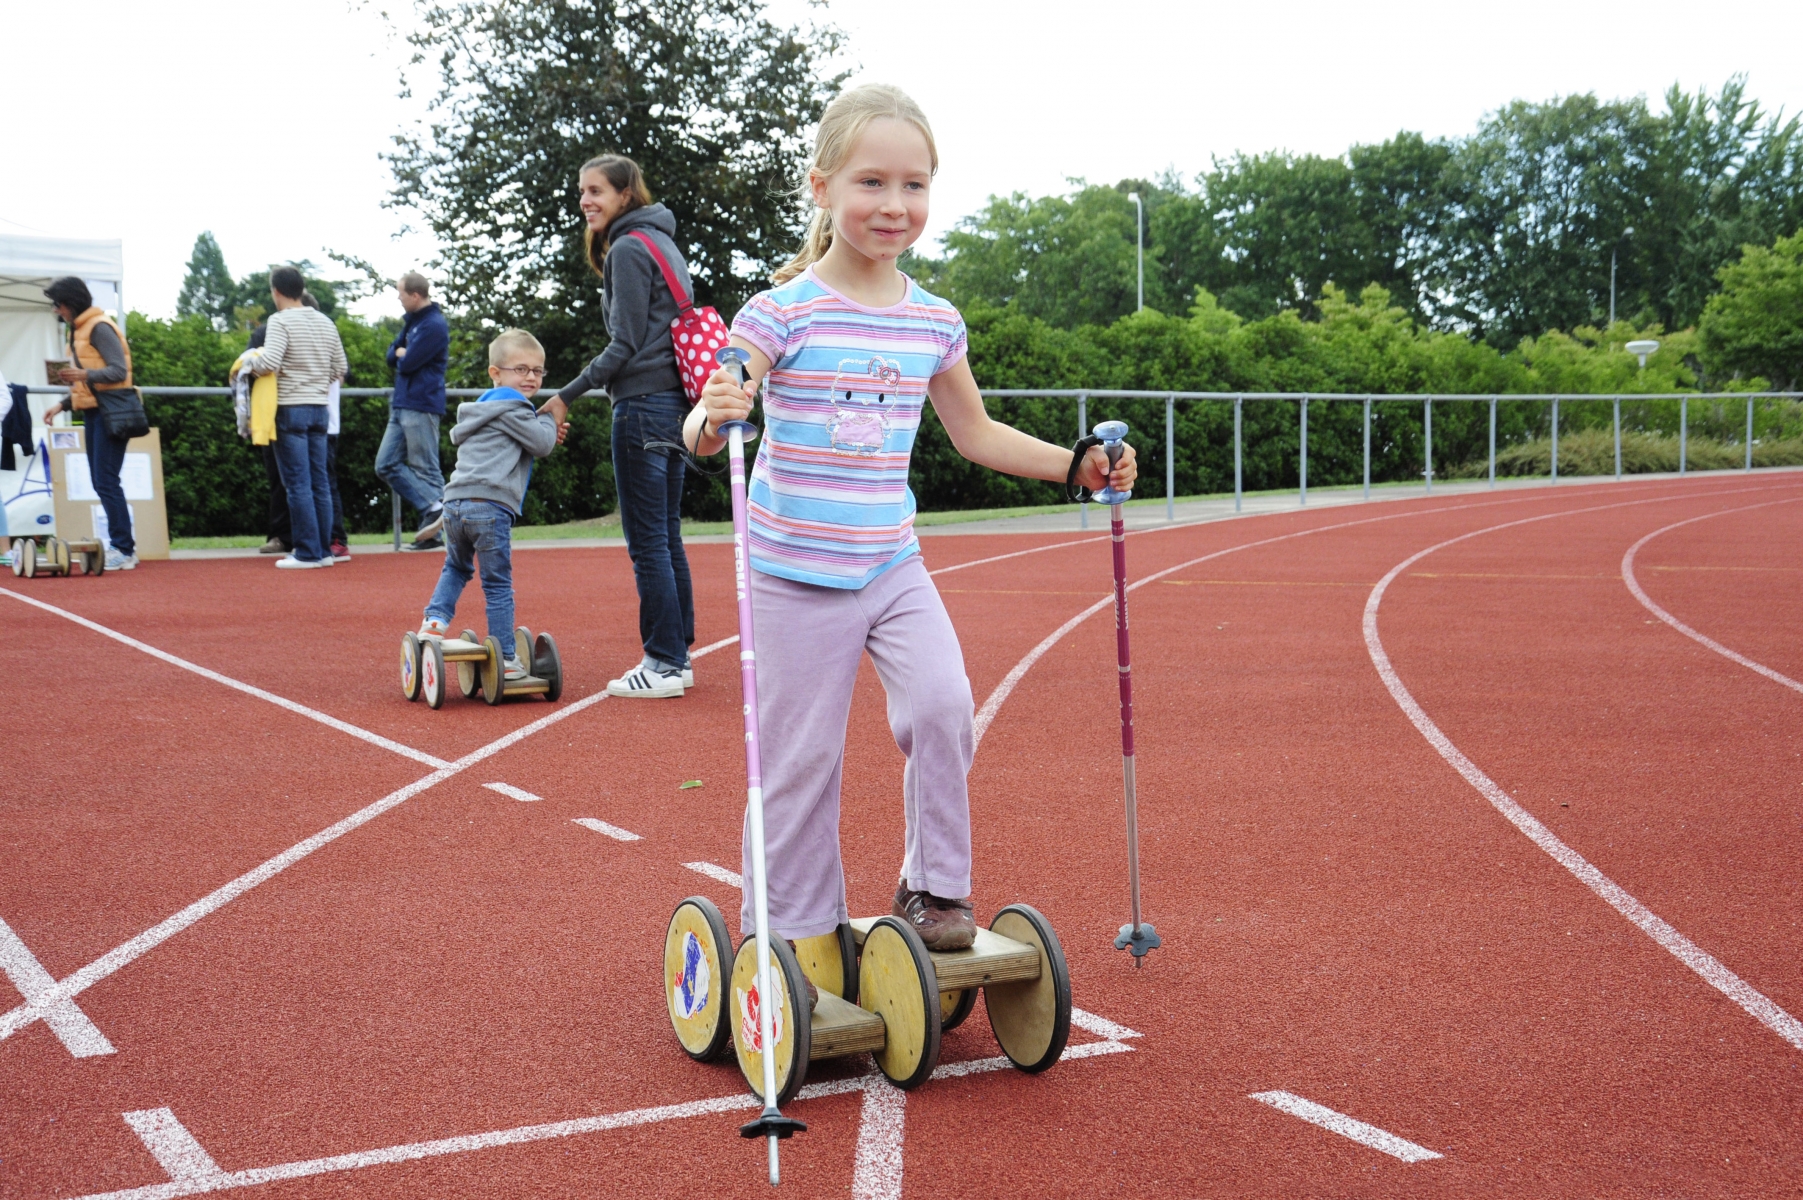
[48,426,171,560]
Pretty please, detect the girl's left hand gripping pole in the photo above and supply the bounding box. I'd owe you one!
[718,347,806,1183]
[1091,421,1161,967]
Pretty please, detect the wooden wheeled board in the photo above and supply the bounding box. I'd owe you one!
[10,536,104,578]
[399,627,563,709]
[668,900,1072,1106]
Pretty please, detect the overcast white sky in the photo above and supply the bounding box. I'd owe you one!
[6,0,1801,319]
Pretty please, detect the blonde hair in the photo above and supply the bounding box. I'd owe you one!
[773,85,938,285]
[488,328,545,366]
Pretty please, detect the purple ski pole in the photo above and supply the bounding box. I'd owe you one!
[716,347,805,1182]
[1091,421,1160,965]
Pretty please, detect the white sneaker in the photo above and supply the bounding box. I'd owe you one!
[104,548,138,571]
[418,618,451,640]
[681,665,694,688]
[606,663,685,698]
[275,555,329,570]
[503,656,529,682]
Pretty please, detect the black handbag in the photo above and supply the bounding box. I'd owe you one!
[96,388,150,441]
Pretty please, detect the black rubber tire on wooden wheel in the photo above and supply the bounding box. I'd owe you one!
[665,896,733,1062]
[858,916,942,1089]
[82,546,104,576]
[18,538,35,578]
[534,632,563,702]
[400,633,423,702]
[46,538,70,576]
[421,638,447,710]
[940,987,978,1032]
[730,934,811,1106]
[481,635,504,705]
[514,627,533,676]
[984,904,1071,1074]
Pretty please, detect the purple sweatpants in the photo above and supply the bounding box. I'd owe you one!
[739,554,975,939]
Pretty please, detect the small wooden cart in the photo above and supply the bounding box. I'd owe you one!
[10,536,105,578]
[400,627,563,710]
[665,896,1071,1104]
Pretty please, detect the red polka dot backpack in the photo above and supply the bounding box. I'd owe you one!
[628,231,731,404]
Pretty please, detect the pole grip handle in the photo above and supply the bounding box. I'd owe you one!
[1093,420,1132,504]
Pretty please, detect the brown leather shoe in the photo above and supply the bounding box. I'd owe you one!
[893,883,977,951]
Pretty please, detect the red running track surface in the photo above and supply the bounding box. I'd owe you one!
[1,471,1799,1198]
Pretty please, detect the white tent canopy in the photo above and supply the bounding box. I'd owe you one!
[0,234,125,387]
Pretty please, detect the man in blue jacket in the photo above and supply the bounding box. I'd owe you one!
[381,271,450,550]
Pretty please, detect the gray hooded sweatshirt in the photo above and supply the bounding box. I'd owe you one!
[443,389,559,516]
[557,203,692,403]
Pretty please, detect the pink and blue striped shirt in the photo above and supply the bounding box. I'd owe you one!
[731,268,969,588]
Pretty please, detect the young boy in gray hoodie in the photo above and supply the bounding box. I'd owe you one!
[417,329,562,678]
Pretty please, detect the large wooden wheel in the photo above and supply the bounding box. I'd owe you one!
[400,633,422,702]
[480,636,505,705]
[730,934,811,1105]
[456,631,481,698]
[534,632,563,703]
[985,905,1071,1074]
[792,922,858,1004]
[665,896,733,1062]
[858,916,941,1089]
[940,987,978,1032]
[514,627,534,676]
[421,638,447,710]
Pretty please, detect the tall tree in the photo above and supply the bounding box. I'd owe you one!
[1698,227,1803,389]
[387,0,844,381]
[176,232,235,330]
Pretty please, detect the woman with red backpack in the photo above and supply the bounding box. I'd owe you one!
[550,155,700,699]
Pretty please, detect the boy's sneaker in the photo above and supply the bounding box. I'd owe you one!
[503,656,528,682]
[415,505,445,541]
[605,662,685,698]
[892,883,977,952]
[258,537,289,555]
[681,664,694,688]
[274,555,328,570]
[104,548,138,571]
[418,618,451,641]
[330,542,352,562]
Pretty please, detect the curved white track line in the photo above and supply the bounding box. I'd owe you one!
[1621,500,1803,696]
[1364,498,1803,1052]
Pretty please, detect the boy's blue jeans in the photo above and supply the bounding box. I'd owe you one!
[424,499,516,655]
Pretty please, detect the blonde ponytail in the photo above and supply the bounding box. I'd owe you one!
[773,84,937,285]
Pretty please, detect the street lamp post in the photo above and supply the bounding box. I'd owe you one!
[1127,191,1144,312]
[1624,338,1659,480]
[1610,225,1634,327]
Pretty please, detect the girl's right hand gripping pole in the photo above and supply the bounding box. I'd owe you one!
[1090,421,1161,966]
[717,347,806,1182]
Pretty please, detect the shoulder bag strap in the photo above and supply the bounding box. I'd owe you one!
[627,231,693,316]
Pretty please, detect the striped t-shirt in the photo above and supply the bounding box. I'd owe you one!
[250,307,349,404]
[731,268,969,588]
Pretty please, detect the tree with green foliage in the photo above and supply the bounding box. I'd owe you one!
[175,233,235,330]
[387,0,844,390]
[1698,227,1803,390]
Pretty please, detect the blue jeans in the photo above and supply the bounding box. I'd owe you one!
[273,405,332,562]
[81,409,134,556]
[612,390,694,670]
[376,407,444,517]
[425,499,516,653]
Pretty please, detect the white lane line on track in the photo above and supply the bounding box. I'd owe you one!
[850,1081,907,1200]
[0,916,113,1057]
[482,782,541,802]
[72,1034,1136,1198]
[0,587,452,770]
[1363,493,1803,1053]
[683,861,744,888]
[123,1109,230,1184]
[1622,499,1803,695]
[1249,1091,1442,1163]
[573,818,642,842]
[0,638,744,1052]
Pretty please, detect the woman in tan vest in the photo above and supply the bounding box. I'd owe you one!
[43,276,138,570]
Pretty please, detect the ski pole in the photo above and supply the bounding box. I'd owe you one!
[717,347,805,1182]
[1091,420,1161,966]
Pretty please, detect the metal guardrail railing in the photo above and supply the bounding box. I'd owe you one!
[24,385,1800,534]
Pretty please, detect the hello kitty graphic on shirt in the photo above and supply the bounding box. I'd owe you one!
[826,356,903,456]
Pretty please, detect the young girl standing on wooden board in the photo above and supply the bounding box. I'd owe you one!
[686,84,1137,952]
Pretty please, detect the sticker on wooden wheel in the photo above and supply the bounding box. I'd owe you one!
[858,916,941,1089]
[940,987,977,1032]
[421,638,446,710]
[793,922,858,1004]
[481,636,504,705]
[400,633,422,701]
[534,632,563,703]
[730,934,811,1105]
[665,896,733,1062]
[985,904,1070,1074]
